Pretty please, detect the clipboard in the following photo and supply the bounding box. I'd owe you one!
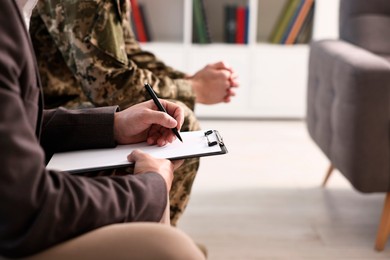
[46,130,228,174]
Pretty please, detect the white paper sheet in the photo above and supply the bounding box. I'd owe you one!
[47,130,227,173]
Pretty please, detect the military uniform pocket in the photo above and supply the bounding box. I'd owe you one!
[87,0,128,65]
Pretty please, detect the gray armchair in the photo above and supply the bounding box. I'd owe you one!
[306,0,390,251]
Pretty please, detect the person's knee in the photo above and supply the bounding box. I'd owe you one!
[106,223,206,259]
[24,223,205,260]
[139,224,205,260]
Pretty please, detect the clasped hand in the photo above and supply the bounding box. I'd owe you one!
[189,61,240,104]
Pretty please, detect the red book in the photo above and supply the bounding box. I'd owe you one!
[235,6,246,44]
[130,0,147,42]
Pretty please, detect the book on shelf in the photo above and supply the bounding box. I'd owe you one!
[284,0,315,44]
[200,0,212,43]
[192,0,211,44]
[130,0,147,42]
[244,6,250,44]
[280,0,306,44]
[294,2,315,44]
[269,0,302,44]
[235,6,246,44]
[224,5,237,43]
[224,5,249,44]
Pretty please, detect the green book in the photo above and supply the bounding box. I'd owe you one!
[193,0,207,43]
[269,0,301,44]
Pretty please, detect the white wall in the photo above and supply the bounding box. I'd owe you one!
[312,0,340,40]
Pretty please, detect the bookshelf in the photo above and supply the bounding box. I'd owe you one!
[136,0,339,119]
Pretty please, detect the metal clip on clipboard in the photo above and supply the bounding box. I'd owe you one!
[204,130,224,147]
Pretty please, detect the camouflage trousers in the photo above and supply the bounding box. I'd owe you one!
[166,100,200,226]
[80,101,200,226]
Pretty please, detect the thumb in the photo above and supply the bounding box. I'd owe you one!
[208,61,233,72]
[127,149,146,162]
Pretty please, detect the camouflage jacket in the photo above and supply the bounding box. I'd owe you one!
[30,0,196,110]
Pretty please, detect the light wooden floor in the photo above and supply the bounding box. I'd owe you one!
[178,120,390,260]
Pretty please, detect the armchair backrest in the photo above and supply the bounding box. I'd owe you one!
[339,0,390,56]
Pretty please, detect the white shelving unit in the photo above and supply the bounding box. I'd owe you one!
[138,0,339,119]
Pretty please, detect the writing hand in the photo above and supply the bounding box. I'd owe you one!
[114,100,184,146]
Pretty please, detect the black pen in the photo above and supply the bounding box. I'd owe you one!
[144,83,183,142]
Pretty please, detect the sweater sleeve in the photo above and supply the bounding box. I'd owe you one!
[0,1,167,257]
[40,106,118,160]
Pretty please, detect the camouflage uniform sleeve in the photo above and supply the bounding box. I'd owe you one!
[36,0,196,111]
[122,5,195,109]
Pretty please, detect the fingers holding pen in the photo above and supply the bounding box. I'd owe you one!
[157,99,185,130]
[144,91,184,146]
[113,99,184,145]
[147,125,176,146]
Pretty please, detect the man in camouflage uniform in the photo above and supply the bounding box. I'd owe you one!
[29,0,239,226]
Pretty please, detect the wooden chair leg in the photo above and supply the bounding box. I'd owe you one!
[375,192,390,251]
[321,163,334,187]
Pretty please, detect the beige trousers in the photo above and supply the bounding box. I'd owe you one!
[25,223,204,260]
[4,200,205,260]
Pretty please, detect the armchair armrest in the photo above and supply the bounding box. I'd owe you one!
[307,39,390,192]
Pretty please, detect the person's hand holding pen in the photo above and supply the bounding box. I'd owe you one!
[144,83,183,142]
[114,99,184,146]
